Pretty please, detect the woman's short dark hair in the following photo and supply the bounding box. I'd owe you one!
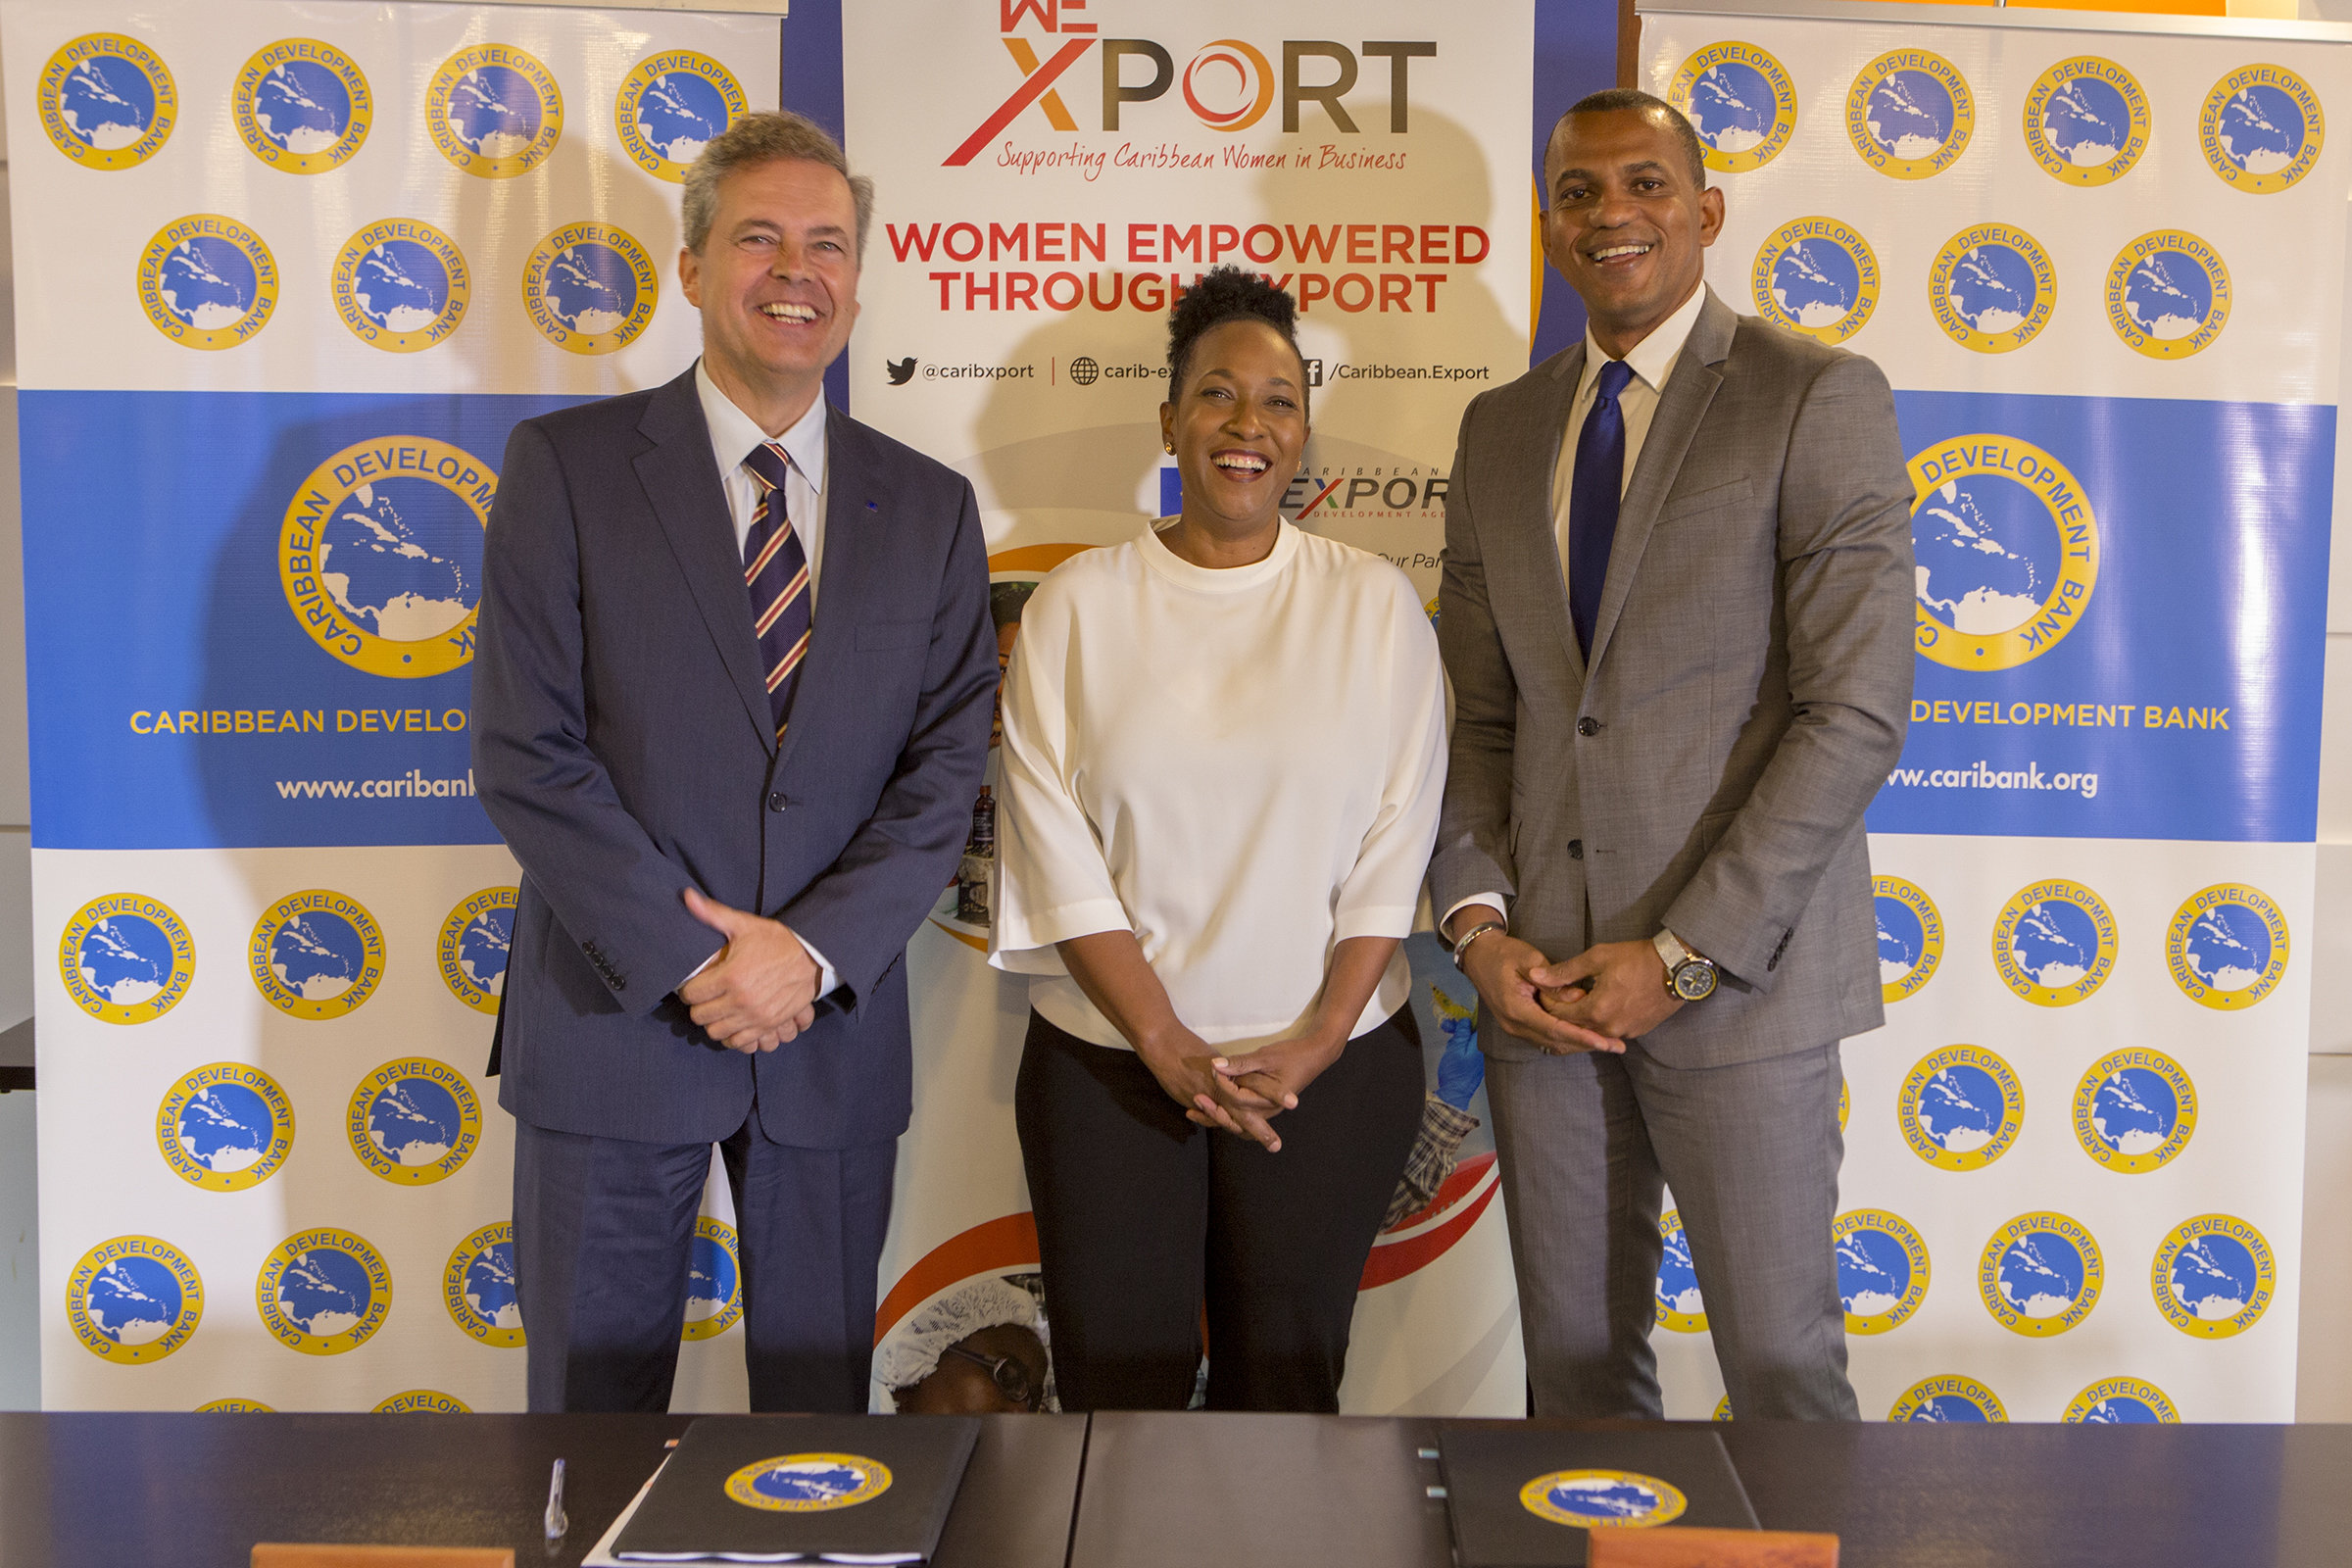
[1166,266,1304,404]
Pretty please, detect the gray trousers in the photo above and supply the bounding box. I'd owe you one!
[1485,1039,1856,1420]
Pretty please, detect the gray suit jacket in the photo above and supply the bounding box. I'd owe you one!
[1431,290,1914,1068]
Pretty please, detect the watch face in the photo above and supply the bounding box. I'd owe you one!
[1673,961,1717,1002]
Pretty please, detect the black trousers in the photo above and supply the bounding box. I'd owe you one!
[1015,1005,1424,1412]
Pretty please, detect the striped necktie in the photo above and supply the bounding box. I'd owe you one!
[740,440,811,743]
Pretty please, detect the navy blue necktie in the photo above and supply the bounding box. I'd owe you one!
[741,441,812,743]
[1568,359,1635,659]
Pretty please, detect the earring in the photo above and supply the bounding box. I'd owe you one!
[1163,442,1174,454]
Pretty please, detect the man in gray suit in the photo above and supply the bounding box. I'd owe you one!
[1431,89,1913,1420]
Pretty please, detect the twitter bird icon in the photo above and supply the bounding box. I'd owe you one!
[886,357,917,385]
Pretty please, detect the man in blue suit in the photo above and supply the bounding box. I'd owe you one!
[472,111,996,1413]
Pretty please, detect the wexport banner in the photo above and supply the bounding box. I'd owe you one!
[1636,0,2334,1423]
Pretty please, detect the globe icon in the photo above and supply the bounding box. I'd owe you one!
[354,241,452,334]
[1997,1233,2084,1318]
[1907,1395,1989,1422]
[637,72,730,163]
[465,1241,520,1329]
[2171,1235,2257,1319]
[2184,903,2269,990]
[252,60,351,154]
[2216,84,2303,172]
[2088,1068,2180,1154]
[753,1460,868,1504]
[1944,243,2037,333]
[2007,899,2100,987]
[2043,77,2130,166]
[2124,253,2212,340]
[1866,70,1953,159]
[1914,473,2058,635]
[270,911,367,1001]
[1772,240,1859,328]
[319,477,481,642]
[1837,1226,1910,1316]
[1915,1064,2002,1152]
[1543,1477,1666,1522]
[446,65,540,157]
[84,1255,180,1345]
[1655,1227,1702,1318]
[78,913,172,1004]
[278,1247,371,1336]
[1068,355,1101,386]
[685,1233,737,1322]
[1687,62,1776,153]
[157,237,258,330]
[2083,1396,2162,1423]
[177,1082,272,1173]
[460,907,514,996]
[60,56,155,150]
[1876,896,1924,983]
[545,244,639,334]
[368,1077,462,1165]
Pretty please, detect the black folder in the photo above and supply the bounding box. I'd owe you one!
[1437,1424,1760,1568]
[611,1415,981,1564]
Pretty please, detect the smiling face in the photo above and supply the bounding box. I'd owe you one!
[1157,318,1308,535]
[1543,107,1723,359]
[679,155,860,430]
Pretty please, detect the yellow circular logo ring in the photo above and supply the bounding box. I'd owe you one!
[249,888,386,1019]
[2152,1214,2276,1339]
[1667,42,1796,173]
[2201,64,2324,193]
[157,1063,295,1192]
[1979,1211,2103,1337]
[616,51,748,183]
[1874,875,1943,1004]
[1899,1045,2023,1171]
[523,222,660,356]
[59,892,194,1024]
[2023,57,2149,186]
[1909,434,2098,671]
[137,215,278,351]
[1654,1209,1706,1334]
[347,1057,481,1185]
[683,1216,744,1340]
[1519,1470,1688,1529]
[232,39,371,172]
[1836,1208,1930,1335]
[1750,217,1879,346]
[726,1454,895,1511]
[1991,879,2117,1006]
[257,1228,394,1354]
[439,887,517,1015]
[38,34,176,170]
[428,45,563,177]
[68,1235,204,1363]
[1846,49,1973,179]
[375,1390,470,1413]
[2074,1048,2197,1173]
[1889,1374,2007,1422]
[2064,1376,2179,1423]
[1929,224,2055,354]
[2106,230,2230,360]
[444,1221,525,1348]
[2166,882,2288,1010]
[332,220,470,353]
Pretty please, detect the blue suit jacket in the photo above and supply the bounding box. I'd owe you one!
[471,366,996,1149]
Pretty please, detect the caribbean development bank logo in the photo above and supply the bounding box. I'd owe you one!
[1889,1374,2006,1422]
[138,215,277,351]
[2167,883,2288,1010]
[1654,1210,1705,1333]
[2107,231,2230,360]
[250,888,385,1019]
[1668,42,1796,172]
[39,33,175,170]
[68,1235,203,1363]
[197,1398,274,1412]
[2154,1214,2276,1339]
[157,1063,294,1192]
[1993,880,2117,1006]
[2201,65,2324,193]
[233,39,370,173]
[348,1057,481,1185]
[445,1222,523,1348]
[1874,876,1942,1003]
[1929,224,2054,353]
[1909,435,2098,671]
[1900,1045,2022,1171]
[1751,218,1877,346]
[333,220,469,353]
[729,1454,893,1511]
[1836,1208,1929,1334]
[59,892,193,1024]
[2074,1049,2197,1173]
[1980,1211,2102,1336]
[523,222,658,355]
[440,888,516,1014]
[617,51,746,182]
[281,437,491,678]
[258,1228,393,1354]
[685,1216,744,1339]
[2025,58,2148,185]
[2066,1376,2179,1423]
[1521,1471,1686,1530]
[1846,49,1972,178]
[377,1390,470,1413]
[428,45,562,178]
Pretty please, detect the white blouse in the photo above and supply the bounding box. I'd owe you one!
[989,518,1447,1052]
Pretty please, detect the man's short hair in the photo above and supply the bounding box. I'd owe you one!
[682,110,875,262]
[1553,88,1709,189]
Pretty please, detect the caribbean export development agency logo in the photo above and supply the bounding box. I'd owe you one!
[1874,875,1942,1003]
[1980,1211,2102,1337]
[2201,64,2324,193]
[617,51,746,182]
[685,1216,744,1340]
[68,1235,203,1363]
[2066,1376,2179,1423]
[1668,42,1795,172]
[440,887,516,1014]
[232,38,370,172]
[1836,1208,1930,1334]
[333,220,469,353]
[2024,57,2148,185]
[1993,880,2117,1005]
[2153,1214,2276,1339]
[445,1221,524,1348]
[523,222,658,355]
[1751,218,1878,346]
[2075,1049,2197,1173]
[138,215,278,351]
[1520,1471,1686,1530]
[1930,224,2055,353]
[258,1228,393,1354]
[59,892,193,1024]
[1909,435,2098,671]
[728,1454,893,1511]
[2167,883,2288,1009]
[282,437,492,678]
[39,32,176,170]
[1654,1209,1705,1333]
[1900,1045,2022,1171]
[428,44,562,177]
[250,888,385,1019]
[1846,49,1973,178]
[348,1057,481,1185]
[157,1063,294,1192]
[1889,1374,2005,1423]
[2107,231,2230,359]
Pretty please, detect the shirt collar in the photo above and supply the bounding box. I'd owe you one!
[1579,282,1710,399]
[697,358,829,494]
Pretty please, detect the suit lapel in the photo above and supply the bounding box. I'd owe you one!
[633,369,775,752]
[1507,342,1589,684]
[774,407,885,775]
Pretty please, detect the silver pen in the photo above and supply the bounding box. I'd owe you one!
[545,1456,569,1541]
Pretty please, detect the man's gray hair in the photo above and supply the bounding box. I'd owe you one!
[681,111,875,262]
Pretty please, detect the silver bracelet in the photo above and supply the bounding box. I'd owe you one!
[1448,920,1507,970]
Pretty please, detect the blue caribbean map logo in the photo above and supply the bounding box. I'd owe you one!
[440,887,516,1015]
[685,1216,744,1340]
[1836,1208,1930,1334]
[2066,1376,2180,1423]
[1910,435,2099,672]
[248,888,386,1019]
[257,1228,394,1355]
[38,33,175,171]
[1874,875,1942,1003]
[2200,64,2324,193]
[1899,1045,2023,1172]
[156,1063,294,1192]
[68,1235,203,1363]
[1667,42,1796,173]
[138,215,278,352]
[1929,223,2055,354]
[1980,1211,2103,1337]
[727,1454,895,1512]
[1519,1470,1688,1530]
[332,220,470,354]
[59,892,194,1024]
[2074,1049,2198,1173]
[347,1057,481,1185]
[1888,1374,2006,1423]
[444,1221,524,1348]
[1992,879,2117,1006]
[523,222,660,355]
[2166,883,2289,1010]
[2106,230,2230,360]
[2024,57,2149,186]
[1750,217,1878,346]
[616,51,748,182]
[232,38,370,173]
[429,45,563,178]
[1845,49,1973,179]
[2153,1215,2276,1339]
[1655,1209,1705,1333]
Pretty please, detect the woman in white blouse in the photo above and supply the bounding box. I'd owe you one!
[989,268,1447,1411]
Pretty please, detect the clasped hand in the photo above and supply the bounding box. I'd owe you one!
[1457,928,1682,1054]
[675,887,818,1054]
[1137,1027,1343,1153]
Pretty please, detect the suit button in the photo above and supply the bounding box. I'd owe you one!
[1577,716,1600,737]
[767,791,787,812]
[1568,839,1584,860]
